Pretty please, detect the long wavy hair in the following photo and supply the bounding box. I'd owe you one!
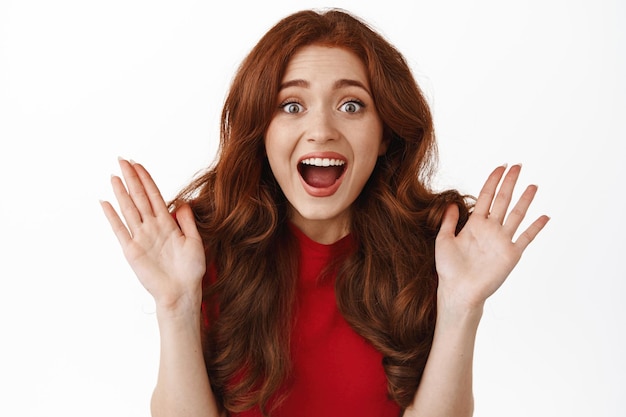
[170,8,472,415]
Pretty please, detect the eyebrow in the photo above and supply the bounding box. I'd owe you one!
[279,78,372,95]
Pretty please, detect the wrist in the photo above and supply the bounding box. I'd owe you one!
[155,303,204,342]
[155,291,202,322]
[436,290,484,328]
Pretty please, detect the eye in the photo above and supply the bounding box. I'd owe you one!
[339,100,364,113]
[280,101,304,114]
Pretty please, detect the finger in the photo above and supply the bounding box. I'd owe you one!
[472,165,507,218]
[132,162,170,217]
[489,164,522,223]
[503,184,538,235]
[514,214,550,251]
[118,157,155,219]
[176,203,201,240]
[110,174,143,230]
[437,204,460,239]
[100,199,132,247]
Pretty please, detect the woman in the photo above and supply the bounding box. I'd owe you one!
[101,9,549,417]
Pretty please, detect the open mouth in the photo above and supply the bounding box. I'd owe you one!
[298,157,346,188]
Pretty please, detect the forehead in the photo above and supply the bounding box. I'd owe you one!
[282,45,370,87]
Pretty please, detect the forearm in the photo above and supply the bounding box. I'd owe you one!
[404,297,483,417]
[151,305,223,417]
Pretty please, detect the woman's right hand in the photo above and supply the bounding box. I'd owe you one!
[100,158,206,313]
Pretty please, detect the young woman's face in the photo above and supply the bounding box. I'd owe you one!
[265,44,386,243]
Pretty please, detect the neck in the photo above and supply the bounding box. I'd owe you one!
[288,211,350,245]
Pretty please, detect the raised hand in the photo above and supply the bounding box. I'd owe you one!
[100,158,206,312]
[435,164,549,311]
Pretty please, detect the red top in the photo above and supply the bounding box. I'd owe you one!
[212,225,401,417]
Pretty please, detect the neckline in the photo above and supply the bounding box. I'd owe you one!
[288,222,354,256]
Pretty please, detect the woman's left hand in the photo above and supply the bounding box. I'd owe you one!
[435,164,550,311]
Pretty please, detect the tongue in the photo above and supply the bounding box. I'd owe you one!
[300,165,343,188]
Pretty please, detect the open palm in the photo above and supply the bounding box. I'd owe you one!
[100,158,206,311]
[435,165,549,310]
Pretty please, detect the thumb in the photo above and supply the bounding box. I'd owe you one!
[438,204,460,238]
[175,203,201,240]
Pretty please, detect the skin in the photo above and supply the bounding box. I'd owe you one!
[406,163,549,416]
[100,46,549,417]
[101,160,221,417]
[265,45,386,244]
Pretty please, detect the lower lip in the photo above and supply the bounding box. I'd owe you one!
[299,171,345,197]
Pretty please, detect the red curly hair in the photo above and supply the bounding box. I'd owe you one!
[170,8,472,415]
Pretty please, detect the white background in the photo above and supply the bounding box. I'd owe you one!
[1,0,624,416]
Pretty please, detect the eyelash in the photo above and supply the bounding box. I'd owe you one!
[278,98,366,114]
[340,99,365,113]
[279,100,304,114]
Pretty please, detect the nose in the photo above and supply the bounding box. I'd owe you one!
[306,107,339,144]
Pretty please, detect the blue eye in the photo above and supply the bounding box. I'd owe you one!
[340,100,364,113]
[281,102,304,114]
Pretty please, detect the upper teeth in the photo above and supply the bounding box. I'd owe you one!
[300,158,345,167]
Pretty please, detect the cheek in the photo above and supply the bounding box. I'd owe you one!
[264,124,280,163]
[264,131,291,183]
[264,144,281,176]
[364,117,384,152]
[360,127,385,162]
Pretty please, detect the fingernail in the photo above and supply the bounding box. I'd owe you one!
[129,159,137,165]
